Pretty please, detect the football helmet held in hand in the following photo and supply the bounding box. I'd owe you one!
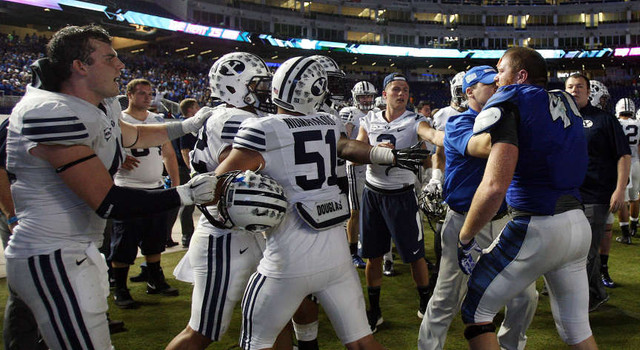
[419,182,447,221]
[201,170,288,233]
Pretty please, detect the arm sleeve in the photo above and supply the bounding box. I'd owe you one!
[489,103,519,147]
[96,185,181,220]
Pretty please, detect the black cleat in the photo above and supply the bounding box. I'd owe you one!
[588,295,609,312]
[601,265,615,288]
[366,309,383,333]
[147,281,179,296]
[108,318,126,334]
[113,288,139,309]
[129,265,148,283]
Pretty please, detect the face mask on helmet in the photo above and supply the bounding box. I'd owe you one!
[310,55,346,103]
[450,71,466,107]
[200,170,287,233]
[247,75,276,114]
[615,98,636,118]
[272,56,328,115]
[351,81,377,111]
[209,52,274,111]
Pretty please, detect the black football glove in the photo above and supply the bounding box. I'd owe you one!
[385,142,430,175]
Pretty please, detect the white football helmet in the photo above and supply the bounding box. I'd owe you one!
[351,81,377,111]
[615,98,636,118]
[209,52,275,113]
[217,170,287,233]
[589,80,610,109]
[375,96,386,109]
[450,71,466,107]
[272,56,328,115]
[310,55,347,103]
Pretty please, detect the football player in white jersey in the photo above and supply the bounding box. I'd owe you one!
[166,51,276,350]
[213,56,427,350]
[356,72,443,331]
[109,78,181,309]
[5,25,217,350]
[340,81,377,269]
[614,98,640,246]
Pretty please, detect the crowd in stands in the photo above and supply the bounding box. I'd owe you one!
[0,32,47,97]
[2,31,640,117]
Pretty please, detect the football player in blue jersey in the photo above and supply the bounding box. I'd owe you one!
[418,66,537,350]
[457,47,598,349]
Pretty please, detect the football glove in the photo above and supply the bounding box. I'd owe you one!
[385,142,430,175]
[424,178,442,196]
[176,172,218,206]
[181,106,214,135]
[457,238,482,275]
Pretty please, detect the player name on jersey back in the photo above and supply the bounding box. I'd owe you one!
[282,114,336,129]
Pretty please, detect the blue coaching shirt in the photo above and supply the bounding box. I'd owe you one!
[444,108,507,214]
[579,104,630,204]
[474,84,588,215]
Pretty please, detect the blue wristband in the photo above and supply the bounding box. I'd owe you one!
[7,216,18,225]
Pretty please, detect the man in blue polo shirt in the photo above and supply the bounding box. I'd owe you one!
[418,66,537,350]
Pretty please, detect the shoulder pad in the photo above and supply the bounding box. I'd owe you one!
[473,107,503,134]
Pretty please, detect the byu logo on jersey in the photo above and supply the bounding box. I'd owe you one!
[104,127,112,142]
[310,77,327,97]
[219,60,246,76]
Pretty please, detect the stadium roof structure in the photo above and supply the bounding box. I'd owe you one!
[1,0,638,72]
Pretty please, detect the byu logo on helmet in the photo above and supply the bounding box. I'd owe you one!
[219,60,246,76]
[208,52,275,112]
[311,77,327,96]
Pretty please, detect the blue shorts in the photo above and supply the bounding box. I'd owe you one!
[359,183,425,263]
[109,209,171,264]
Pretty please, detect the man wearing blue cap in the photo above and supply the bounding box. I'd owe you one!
[356,72,443,332]
[457,47,597,349]
[418,66,537,350]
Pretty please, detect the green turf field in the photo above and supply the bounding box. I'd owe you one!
[1,222,639,349]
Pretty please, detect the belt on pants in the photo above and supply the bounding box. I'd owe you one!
[450,208,508,222]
